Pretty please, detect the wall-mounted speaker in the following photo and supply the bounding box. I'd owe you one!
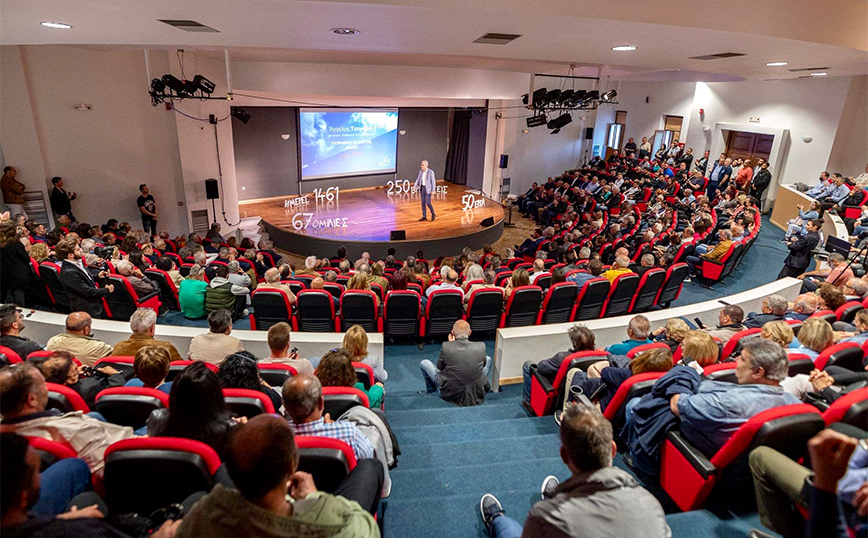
[389,230,406,240]
[480,217,495,228]
[584,127,594,140]
[205,178,219,200]
[499,154,509,169]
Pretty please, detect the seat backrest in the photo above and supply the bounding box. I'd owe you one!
[321,386,370,417]
[822,387,868,426]
[94,387,169,429]
[495,271,514,287]
[656,263,689,306]
[575,278,610,320]
[710,404,824,470]
[104,437,221,514]
[721,328,763,360]
[295,436,357,494]
[603,273,640,317]
[352,362,375,390]
[383,291,421,336]
[629,268,666,312]
[223,388,276,418]
[28,436,78,471]
[0,345,23,365]
[815,341,861,370]
[45,382,90,413]
[466,288,504,333]
[258,363,297,388]
[551,351,610,391]
[835,301,863,323]
[626,342,671,359]
[144,268,180,310]
[39,262,71,311]
[296,290,337,332]
[787,353,815,377]
[339,290,379,332]
[539,282,579,324]
[535,274,552,290]
[425,289,464,336]
[93,356,136,378]
[703,362,738,383]
[165,360,219,382]
[322,283,346,300]
[250,288,293,331]
[603,372,665,424]
[503,286,544,327]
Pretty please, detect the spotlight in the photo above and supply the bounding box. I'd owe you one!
[230,107,251,124]
[600,90,617,102]
[521,93,529,106]
[150,78,165,94]
[526,114,547,128]
[531,88,547,108]
[161,74,186,94]
[192,75,216,94]
[547,113,572,130]
[545,89,561,104]
[559,89,574,104]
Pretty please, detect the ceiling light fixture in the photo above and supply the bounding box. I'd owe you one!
[41,21,72,29]
[765,62,788,66]
[810,72,828,76]
[612,45,637,51]
[331,28,359,36]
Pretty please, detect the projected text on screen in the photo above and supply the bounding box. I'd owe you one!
[299,109,399,181]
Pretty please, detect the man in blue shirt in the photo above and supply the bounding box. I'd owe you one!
[568,259,604,287]
[806,171,832,198]
[817,175,851,211]
[707,157,732,201]
[606,315,653,356]
[669,339,799,457]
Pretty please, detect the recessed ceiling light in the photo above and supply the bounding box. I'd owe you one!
[810,72,828,76]
[612,45,637,52]
[765,61,788,67]
[330,28,359,36]
[41,21,72,29]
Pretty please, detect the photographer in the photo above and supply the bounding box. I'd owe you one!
[38,350,127,408]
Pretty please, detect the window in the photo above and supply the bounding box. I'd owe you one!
[663,115,683,141]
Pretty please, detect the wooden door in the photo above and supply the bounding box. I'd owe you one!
[725,131,774,163]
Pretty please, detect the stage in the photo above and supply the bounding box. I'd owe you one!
[239,180,505,259]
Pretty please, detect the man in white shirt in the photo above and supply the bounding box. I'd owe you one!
[188,309,243,365]
[529,259,548,284]
[426,269,463,299]
[854,163,868,189]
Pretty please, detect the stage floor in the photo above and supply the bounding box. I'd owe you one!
[239,180,505,258]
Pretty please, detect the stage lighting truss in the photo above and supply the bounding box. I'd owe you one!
[149,73,219,106]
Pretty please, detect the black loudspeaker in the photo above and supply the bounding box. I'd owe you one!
[585,127,594,140]
[499,154,509,169]
[480,217,495,228]
[390,230,406,241]
[205,179,219,200]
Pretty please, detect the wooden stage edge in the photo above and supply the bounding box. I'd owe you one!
[239,181,506,260]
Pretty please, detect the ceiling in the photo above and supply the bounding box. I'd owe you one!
[2,0,867,82]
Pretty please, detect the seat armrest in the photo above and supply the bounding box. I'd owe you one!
[571,392,595,409]
[138,291,161,303]
[532,367,554,393]
[667,430,717,479]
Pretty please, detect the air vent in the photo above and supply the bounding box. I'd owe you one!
[191,210,210,235]
[473,33,522,45]
[158,20,220,33]
[688,52,746,60]
[788,66,829,72]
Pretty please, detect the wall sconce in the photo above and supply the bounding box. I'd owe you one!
[801,136,813,143]
[280,134,291,140]
[399,130,407,135]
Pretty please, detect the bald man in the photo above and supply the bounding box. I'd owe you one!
[177,415,381,537]
[45,312,113,366]
[419,320,491,406]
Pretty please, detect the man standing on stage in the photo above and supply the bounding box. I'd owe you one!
[414,160,436,221]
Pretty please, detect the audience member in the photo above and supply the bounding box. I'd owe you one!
[343,325,387,383]
[0,220,31,307]
[601,256,633,283]
[786,293,819,321]
[55,238,113,317]
[218,351,282,411]
[419,320,490,406]
[606,315,652,355]
[188,309,244,365]
[45,312,113,366]
[178,264,208,319]
[699,304,745,341]
[791,317,835,361]
[115,259,157,297]
[743,295,789,328]
[260,322,314,374]
[206,265,249,319]
[521,325,596,406]
[112,308,182,362]
[124,345,173,394]
[0,304,44,360]
[316,349,384,408]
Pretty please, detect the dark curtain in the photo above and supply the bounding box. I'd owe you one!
[444,110,472,185]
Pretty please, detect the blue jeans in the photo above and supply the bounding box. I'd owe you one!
[420,187,435,219]
[855,225,868,237]
[31,458,92,517]
[420,356,492,393]
[522,361,533,404]
[686,255,702,275]
[491,514,524,538]
[694,244,710,256]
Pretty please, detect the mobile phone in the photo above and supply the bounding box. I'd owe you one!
[694,317,704,328]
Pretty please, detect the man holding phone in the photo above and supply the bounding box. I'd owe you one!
[260,322,314,375]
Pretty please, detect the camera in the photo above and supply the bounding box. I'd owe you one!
[94,245,114,260]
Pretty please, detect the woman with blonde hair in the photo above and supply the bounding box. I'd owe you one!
[792,317,834,361]
[651,318,690,352]
[29,242,51,263]
[761,320,794,349]
[343,324,387,383]
[679,331,719,367]
[503,267,530,300]
[347,271,379,308]
[316,348,384,408]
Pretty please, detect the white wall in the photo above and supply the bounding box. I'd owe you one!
[592,81,696,154]
[684,77,852,186]
[826,75,868,177]
[1,46,188,233]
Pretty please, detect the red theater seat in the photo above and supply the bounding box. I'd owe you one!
[339,290,383,333]
[500,286,543,328]
[258,363,296,388]
[383,290,421,338]
[602,372,665,432]
[721,328,762,360]
[815,341,863,371]
[102,275,162,322]
[28,436,78,471]
[295,436,357,494]
[421,289,464,337]
[626,342,671,360]
[223,388,276,418]
[321,386,370,418]
[0,345,23,365]
[528,351,609,417]
[46,382,90,413]
[821,387,868,426]
[536,282,578,325]
[94,387,169,429]
[465,288,504,334]
[249,288,294,331]
[165,360,218,382]
[601,273,640,317]
[295,290,339,332]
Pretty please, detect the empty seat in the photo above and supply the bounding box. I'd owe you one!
[46,382,90,413]
[258,363,297,388]
[528,351,609,416]
[39,262,71,313]
[144,268,180,310]
[94,387,169,429]
[104,437,221,515]
[660,404,824,511]
[721,328,763,360]
[500,286,543,328]
[383,291,421,338]
[574,278,611,320]
[222,388,276,418]
[815,341,864,371]
[339,290,382,333]
[295,436,357,494]
[421,289,464,338]
[295,290,339,332]
[465,288,504,334]
[536,282,578,325]
[250,288,294,331]
[655,263,690,307]
[601,273,640,317]
[629,268,666,313]
[322,386,369,418]
[821,387,868,426]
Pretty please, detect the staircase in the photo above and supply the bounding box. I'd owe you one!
[382,384,566,538]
